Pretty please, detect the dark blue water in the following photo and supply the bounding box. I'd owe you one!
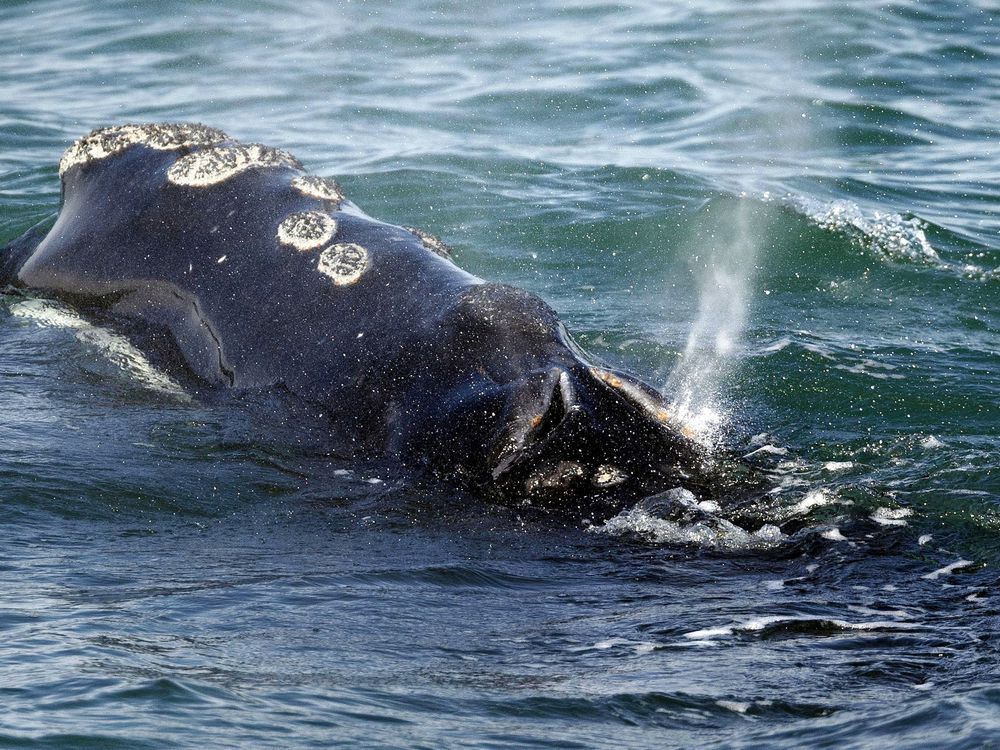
[1,1,998,747]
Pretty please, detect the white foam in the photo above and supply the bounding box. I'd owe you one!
[592,637,631,650]
[823,461,854,472]
[743,444,788,458]
[590,505,784,550]
[922,559,974,580]
[847,605,911,619]
[760,337,792,353]
[821,527,848,542]
[797,197,939,264]
[576,637,658,656]
[716,700,751,715]
[790,489,834,515]
[790,196,1000,279]
[871,507,912,526]
[10,298,190,400]
[683,614,919,641]
[921,435,945,450]
[918,534,933,546]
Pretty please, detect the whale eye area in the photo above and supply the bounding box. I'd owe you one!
[277,211,337,251]
[291,175,345,206]
[167,144,301,187]
[318,243,370,286]
[404,226,453,259]
[59,123,228,177]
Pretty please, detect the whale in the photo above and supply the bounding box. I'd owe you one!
[0,123,730,513]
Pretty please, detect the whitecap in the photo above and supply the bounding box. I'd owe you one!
[922,559,974,580]
[871,506,912,526]
[683,614,920,641]
[589,505,784,551]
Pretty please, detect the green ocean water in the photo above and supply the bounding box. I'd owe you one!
[0,1,998,747]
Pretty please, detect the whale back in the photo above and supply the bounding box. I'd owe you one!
[14,125,483,437]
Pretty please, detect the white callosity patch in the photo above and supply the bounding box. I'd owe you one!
[291,175,346,205]
[525,461,586,493]
[317,243,370,286]
[277,211,337,251]
[593,465,628,487]
[59,123,228,177]
[167,143,301,187]
[405,226,453,259]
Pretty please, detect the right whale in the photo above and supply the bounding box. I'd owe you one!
[1,123,740,513]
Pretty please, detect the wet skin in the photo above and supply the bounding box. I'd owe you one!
[1,124,728,514]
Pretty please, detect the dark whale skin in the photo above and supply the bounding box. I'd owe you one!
[1,124,725,514]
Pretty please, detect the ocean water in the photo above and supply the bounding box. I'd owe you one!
[0,0,998,747]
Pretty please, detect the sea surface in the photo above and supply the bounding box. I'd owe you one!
[0,1,998,747]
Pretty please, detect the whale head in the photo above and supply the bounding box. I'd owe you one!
[402,283,736,513]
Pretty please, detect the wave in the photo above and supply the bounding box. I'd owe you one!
[7,297,191,401]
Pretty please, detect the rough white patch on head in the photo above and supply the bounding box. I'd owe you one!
[593,465,628,488]
[317,243,369,286]
[404,226,452,259]
[277,211,337,251]
[525,461,586,493]
[167,143,300,187]
[59,123,228,177]
[291,175,345,205]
